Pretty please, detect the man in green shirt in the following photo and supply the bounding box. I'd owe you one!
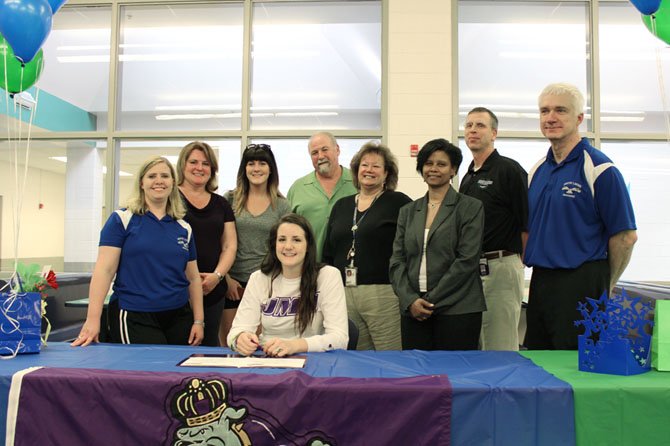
[287,132,357,261]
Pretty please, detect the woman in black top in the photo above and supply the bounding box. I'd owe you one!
[177,141,237,346]
[324,142,410,350]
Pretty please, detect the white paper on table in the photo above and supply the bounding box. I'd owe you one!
[178,354,306,369]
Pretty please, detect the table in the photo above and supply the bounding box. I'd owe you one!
[0,343,573,445]
[522,350,670,446]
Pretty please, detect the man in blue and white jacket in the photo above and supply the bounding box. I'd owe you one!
[524,83,637,350]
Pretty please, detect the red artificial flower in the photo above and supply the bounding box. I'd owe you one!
[45,270,58,289]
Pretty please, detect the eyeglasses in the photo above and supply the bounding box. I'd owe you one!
[245,143,271,152]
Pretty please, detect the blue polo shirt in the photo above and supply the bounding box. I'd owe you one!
[99,210,197,312]
[525,138,636,269]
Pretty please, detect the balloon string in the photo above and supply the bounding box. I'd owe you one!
[655,47,670,145]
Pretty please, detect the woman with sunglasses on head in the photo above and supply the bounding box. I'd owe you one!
[227,213,348,356]
[221,143,291,346]
[177,141,237,346]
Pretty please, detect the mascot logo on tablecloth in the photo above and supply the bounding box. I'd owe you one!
[166,376,333,445]
[170,377,251,446]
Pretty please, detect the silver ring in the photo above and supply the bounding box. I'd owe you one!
[276,348,283,353]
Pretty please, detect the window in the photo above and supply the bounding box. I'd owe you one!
[458,1,590,132]
[117,3,244,131]
[250,1,382,130]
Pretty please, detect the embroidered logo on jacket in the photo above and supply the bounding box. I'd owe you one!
[177,237,189,251]
[561,181,582,198]
[477,179,493,189]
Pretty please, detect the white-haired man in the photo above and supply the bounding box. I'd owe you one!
[524,83,637,350]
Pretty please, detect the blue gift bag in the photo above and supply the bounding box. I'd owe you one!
[0,291,42,356]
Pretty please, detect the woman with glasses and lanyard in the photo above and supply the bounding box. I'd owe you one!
[323,142,411,350]
[390,138,485,350]
[177,141,237,346]
[222,143,291,346]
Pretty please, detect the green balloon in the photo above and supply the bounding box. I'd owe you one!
[0,36,44,94]
[642,0,670,45]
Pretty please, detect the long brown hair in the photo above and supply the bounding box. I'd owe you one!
[260,213,321,335]
[232,144,283,215]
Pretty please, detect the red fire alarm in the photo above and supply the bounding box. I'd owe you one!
[39,203,44,210]
[410,144,419,157]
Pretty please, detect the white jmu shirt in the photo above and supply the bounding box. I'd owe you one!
[227,265,349,352]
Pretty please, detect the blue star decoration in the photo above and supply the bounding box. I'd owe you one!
[575,289,654,375]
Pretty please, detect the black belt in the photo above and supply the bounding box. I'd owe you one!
[481,250,517,261]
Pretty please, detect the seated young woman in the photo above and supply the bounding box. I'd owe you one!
[227,213,348,356]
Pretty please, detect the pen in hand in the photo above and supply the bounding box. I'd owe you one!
[250,339,266,356]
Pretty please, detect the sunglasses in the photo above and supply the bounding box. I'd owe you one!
[245,143,271,152]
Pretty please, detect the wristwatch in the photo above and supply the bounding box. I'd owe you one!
[214,270,224,281]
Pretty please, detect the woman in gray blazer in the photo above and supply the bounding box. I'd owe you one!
[390,138,486,350]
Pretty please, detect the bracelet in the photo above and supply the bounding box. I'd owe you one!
[214,270,223,281]
[193,320,205,327]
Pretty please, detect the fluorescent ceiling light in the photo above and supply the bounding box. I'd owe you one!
[57,55,109,63]
[251,104,339,111]
[499,51,588,60]
[251,50,320,58]
[57,45,110,51]
[154,104,241,111]
[601,116,645,122]
[155,113,241,120]
[275,112,338,117]
[50,156,132,176]
[155,111,334,121]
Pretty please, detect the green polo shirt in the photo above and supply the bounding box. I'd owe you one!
[287,167,357,261]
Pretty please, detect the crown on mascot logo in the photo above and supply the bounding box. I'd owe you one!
[172,378,229,427]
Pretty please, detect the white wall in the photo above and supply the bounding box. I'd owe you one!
[0,161,65,259]
[388,0,453,200]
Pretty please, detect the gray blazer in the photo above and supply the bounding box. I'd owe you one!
[390,187,486,316]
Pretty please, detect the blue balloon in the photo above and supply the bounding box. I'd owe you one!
[48,0,66,14]
[630,0,662,15]
[0,0,53,64]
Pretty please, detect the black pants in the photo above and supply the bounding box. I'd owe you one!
[524,259,610,350]
[108,300,194,345]
[401,312,482,351]
[202,298,225,347]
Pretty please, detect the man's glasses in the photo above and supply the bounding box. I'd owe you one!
[245,143,271,152]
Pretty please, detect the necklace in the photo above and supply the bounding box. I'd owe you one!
[428,201,442,209]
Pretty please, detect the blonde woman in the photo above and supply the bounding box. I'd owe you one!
[73,156,204,347]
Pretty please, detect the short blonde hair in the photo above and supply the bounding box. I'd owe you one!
[539,83,585,114]
[126,156,186,219]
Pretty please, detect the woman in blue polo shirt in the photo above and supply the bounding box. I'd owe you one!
[72,156,205,347]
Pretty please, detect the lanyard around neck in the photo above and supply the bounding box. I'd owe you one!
[348,191,383,266]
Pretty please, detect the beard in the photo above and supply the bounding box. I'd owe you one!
[317,160,332,175]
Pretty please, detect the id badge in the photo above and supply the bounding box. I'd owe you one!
[479,258,490,276]
[345,267,358,287]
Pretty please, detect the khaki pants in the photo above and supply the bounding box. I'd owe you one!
[345,284,401,350]
[479,254,525,351]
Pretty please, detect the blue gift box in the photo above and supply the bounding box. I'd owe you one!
[576,290,653,376]
[0,291,42,356]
